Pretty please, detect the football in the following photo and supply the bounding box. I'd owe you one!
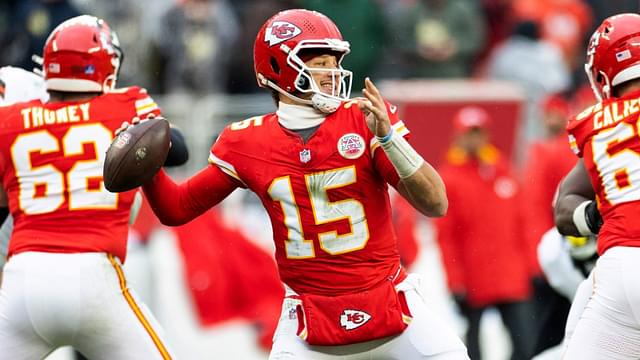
[103,117,171,192]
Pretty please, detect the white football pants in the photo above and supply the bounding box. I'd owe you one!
[563,246,640,359]
[0,251,175,360]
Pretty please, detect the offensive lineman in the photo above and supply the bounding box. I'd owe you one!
[555,13,640,359]
[0,16,177,359]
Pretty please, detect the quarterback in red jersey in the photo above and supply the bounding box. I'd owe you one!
[555,13,640,359]
[0,16,176,359]
[141,8,468,360]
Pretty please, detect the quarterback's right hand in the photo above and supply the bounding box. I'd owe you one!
[357,77,392,138]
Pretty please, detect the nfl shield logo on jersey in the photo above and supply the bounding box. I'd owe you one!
[338,133,365,159]
[340,309,371,330]
[299,148,311,163]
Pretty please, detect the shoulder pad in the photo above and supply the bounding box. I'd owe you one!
[228,115,268,132]
[574,102,602,122]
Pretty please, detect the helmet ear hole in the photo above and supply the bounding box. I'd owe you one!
[270,57,280,75]
[295,74,310,90]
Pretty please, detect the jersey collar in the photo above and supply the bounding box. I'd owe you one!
[276,101,326,130]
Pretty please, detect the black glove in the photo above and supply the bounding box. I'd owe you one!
[0,207,8,224]
[585,200,603,234]
[452,292,471,316]
[164,127,189,167]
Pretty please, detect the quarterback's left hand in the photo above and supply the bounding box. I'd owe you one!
[114,114,157,136]
[358,77,391,138]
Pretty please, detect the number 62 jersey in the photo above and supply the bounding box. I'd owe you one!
[0,87,160,262]
[210,100,410,296]
[567,89,640,255]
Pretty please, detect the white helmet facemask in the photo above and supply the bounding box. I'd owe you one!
[271,39,353,114]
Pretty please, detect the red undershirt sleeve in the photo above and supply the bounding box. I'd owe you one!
[142,165,238,226]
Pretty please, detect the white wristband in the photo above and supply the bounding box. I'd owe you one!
[572,200,595,236]
[377,131,425,179]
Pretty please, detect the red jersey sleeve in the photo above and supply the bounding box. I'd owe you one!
[208,124,250,188]
[123,86,162,118]
[143,166,237,226]
[566,102,601,158]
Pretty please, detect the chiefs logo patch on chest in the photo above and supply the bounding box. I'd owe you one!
[340,309,371,330]
[337,133,365,159]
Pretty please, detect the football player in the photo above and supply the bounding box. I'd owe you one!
[554,13,640,359]
[138,8,468,360]
[0,66,50,274]
[0,16,180,359]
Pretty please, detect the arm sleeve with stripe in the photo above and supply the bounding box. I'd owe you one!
[143,166,238,226]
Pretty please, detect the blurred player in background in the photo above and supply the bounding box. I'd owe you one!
[435,107,533,360]
[0,15,187,359]
[555,13,640,359]
[139,8,468,360]
[534,228,597,359]
[520,94,578,356]
[0,69,48,352]
[0,66,50,279]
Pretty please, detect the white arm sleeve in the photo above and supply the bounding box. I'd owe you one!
[377,132,425,179]
[537,228,586,300]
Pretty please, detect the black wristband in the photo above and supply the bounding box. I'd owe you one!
[164,127,189,167]
[585,200,603,234]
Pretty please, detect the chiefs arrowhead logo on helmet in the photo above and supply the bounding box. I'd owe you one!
[265,21,302,46]
[340,309,371,330]
[254,9,353,113]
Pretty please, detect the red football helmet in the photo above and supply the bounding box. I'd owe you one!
[585,13,640,101]
[253,9,352,113]
[43,15,122,93]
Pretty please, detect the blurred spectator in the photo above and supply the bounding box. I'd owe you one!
[390,190,421,269]
[522,94,576,274]
[585,0,637,24]
[1,0,81,69]
[301,0,386,88]
[173,208,283,351]
[512,0,593,70]
[131,195,283,355]
[435,107,534,360]
[486,20,570,144]
[475,0,513,67]
[0,1,19,65]
[73,0,157,88]
[151,0,238,94]
[520,94,577,356]
[383,0,487,79]
[225,0,298,94]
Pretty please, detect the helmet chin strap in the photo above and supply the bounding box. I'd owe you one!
[267,79,341,114]
[311,93,341,113]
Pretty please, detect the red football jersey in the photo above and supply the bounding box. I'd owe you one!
[210,100,410,296]
[0,86,160,262]
[567,88,640,255]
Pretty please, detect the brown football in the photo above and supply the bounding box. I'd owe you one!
[103,118,171,192]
